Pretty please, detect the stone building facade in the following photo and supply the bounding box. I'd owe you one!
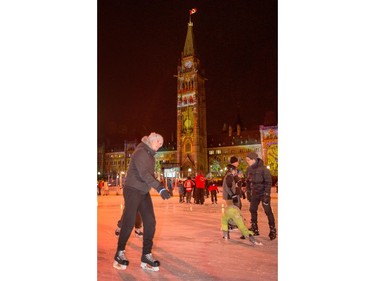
[97,17,277,182]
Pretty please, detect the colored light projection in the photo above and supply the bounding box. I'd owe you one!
[260,125,278,177]
[182,106,194,133]
[178,93,197,108]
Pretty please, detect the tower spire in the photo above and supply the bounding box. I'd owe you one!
[184,8,197,57]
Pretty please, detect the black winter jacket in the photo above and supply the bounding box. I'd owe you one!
[245,158,272,197]
[124,138,162,194]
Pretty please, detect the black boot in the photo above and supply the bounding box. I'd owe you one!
[113,250,129,270]
[140,253,160,271]
[249,223,259,236]
[269,226,277,240]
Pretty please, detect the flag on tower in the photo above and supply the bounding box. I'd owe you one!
[189,8,197,15]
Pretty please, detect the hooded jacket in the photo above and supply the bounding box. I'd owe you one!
[222,172,236,200]
[124,136,162,194]
[245,158,272,196]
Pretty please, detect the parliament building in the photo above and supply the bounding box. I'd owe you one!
[97,17,278,184]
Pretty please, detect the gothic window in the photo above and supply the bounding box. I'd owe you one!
[185,142,191,152]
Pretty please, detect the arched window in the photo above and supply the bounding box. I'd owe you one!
[185,142,191,152]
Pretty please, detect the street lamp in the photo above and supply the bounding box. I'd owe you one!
[120,171,125,189]
[116,174,120,195]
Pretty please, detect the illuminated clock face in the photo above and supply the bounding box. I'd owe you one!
[184,60,192,68]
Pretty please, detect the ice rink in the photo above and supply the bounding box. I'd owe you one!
[97,189,278,281]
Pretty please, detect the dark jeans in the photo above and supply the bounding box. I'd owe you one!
[195,188,205,204]
[210,190,217,203]
[179,193,185,202]
[249,195,275,228]
[117,187,156,255]
[168,188,173,196]
[186,192,192,203]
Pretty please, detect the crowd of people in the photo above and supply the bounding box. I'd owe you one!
[165,173,220,205]
[99,172,225,206]
[100,132,277,272]
[97,179,109,196]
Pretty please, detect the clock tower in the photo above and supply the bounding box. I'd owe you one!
[176,18,208,176]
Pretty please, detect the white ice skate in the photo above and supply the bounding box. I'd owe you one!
[135,228,143,238]
[249,235,263,246]
[113,250,129,270]
[140,253,160,271]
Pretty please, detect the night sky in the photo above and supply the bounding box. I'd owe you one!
[98,0,277,146]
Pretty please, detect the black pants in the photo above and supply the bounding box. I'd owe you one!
[186,192,192,203]
[117,187,156,255]
[195,188,205,204]
[249,195,275,228]
[210,190,217,203]
[179,193,185,202]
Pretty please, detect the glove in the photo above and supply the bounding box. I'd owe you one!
[232,195,239,204]
[159,188,171,200]
[155,184,171,200]
[263,193,271,205]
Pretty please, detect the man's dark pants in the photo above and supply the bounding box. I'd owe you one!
[117,187,156,255]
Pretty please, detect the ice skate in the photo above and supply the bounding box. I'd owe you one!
[269,226,277,240]
[140,253,160,271]
[248,235,263,246]
[113,250,129,270]
[249,223,259,236]
[135,228,143,238]
[222,230,230,240]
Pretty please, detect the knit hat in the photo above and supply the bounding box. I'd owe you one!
[229,156,238,164]
[247,152,258,160]
[226,164,236,172]
[148,132,163,143]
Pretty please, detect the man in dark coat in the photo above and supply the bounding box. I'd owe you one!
[113,132,171,271]
[245,152,277,240]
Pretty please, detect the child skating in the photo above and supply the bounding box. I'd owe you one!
[221,205,263,246]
